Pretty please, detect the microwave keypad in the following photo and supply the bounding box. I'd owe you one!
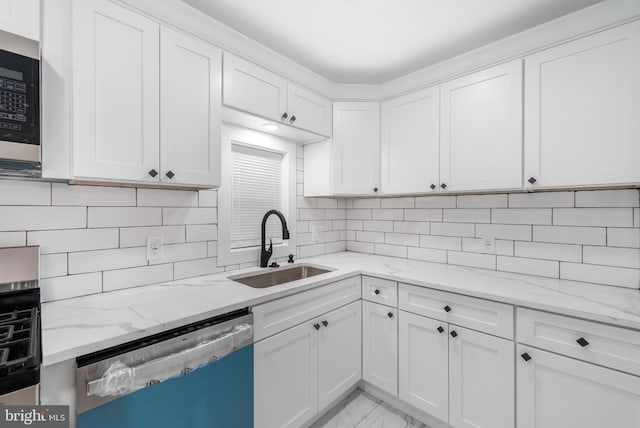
[0,77,28,127]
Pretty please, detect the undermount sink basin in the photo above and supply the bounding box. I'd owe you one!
[230,264,333,288]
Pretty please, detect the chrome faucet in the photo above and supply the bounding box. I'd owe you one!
[261,210,290,267]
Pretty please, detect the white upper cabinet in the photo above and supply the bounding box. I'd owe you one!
[524,21,640,188]
[223,53,331,137]
[332,102,381,195]
[440,60,523,192]
[0,0,39,40]
[381,86,440,195]
[72,0,160,183]
[160,27,221,187]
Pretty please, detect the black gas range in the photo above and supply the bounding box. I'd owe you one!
[0,246,41,405]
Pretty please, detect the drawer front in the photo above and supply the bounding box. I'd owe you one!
[518,308,640,376]
[253,276,361,341]
[398,283,514,339]
[362,276,398,307]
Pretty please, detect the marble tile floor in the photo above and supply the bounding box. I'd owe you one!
[311,389,429,428]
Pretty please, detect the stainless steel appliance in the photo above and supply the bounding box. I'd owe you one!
[0,246,41,405]
[76,309,254,428]
[0,30,40,178]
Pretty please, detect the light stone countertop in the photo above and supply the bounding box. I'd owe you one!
[41,251,640,367]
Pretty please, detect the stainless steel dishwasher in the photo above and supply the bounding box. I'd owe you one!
[76,308,253,428]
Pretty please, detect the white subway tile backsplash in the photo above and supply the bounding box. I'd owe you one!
[372,209,403,221]
[137,189,198,207]
[356,231,385,243]
[0,232,25,248]
[120,225,185,248]
[346,209,371,220]
[560,263,640,289]
[174,258,223,280]
[431,222,475,238]
[163,208,217,225]
[332,219,346,230]
[393,221,429,234]
[103,264,174,292]
[347,240,374,253]
[324,209,346,220]
[533,226,606,245]
[634,209,639,227]
[316,199,338,209]
[322,231,341,243]
[404,209,442,222]
[325,241,347,253]
[476,224,531,241]
[443,209,490,223]
[420,235,462,251]
[457,194,507,208]
[28,228,119,254]
[0,207,86,231]
[89,207,161,228]
[514,241,582,262]
[363,220,394,232]
[0,181,50,205]
[607,228,640,248]
[381,198,414,208]
[346,230,356,241]
[298,243,325,258]
[497,256,559,278]
[186,225,217,242]
[508,192,574,208]
[447,251,496,269]
[415,195,456,208]
[353,198,381,209]
[297,232,313,246]
[150,242,207,265]
[198,190,217,207]
[309,220,333,231]
[52,183,135,206]
[462,238,514,256]
[69,247,147,274]
[583,246,640,269]
[491,209,552,225]
[553,208,633,227]
[297,197,317,209]
[375,243,407,258]
[41,273,102,302]
[346,220,363,230]
[207,241,218,257]
[575,190,639,208]
[40,254,67,279]
[299,209,325,221]
[385,232,419,247]
[408,247,447,263]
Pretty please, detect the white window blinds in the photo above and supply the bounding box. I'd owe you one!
[230,144,284,249]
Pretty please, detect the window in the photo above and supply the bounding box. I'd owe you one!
[218,125,297,266]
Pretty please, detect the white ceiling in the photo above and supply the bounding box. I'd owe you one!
[184,0,605,84]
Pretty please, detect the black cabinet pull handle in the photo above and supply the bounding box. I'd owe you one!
[165,170,175,179]
[443,305,452,313]
[528,177,537,184]
[373,187,379,192]
[430,184,436,190]
[387,312,394,318]
[289,115,297,124]
[576,337,590,348]
[148,169,158,178]
[313,323,320,330]
[281,112,288,121]
[521,352,532,362]
[440,183,447,189]
[450,330,458,338]
[437,326,444,334]
[374,289,381,295]
[322,320,328,327]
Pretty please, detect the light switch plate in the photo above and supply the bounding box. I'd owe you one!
[147,236,163,261]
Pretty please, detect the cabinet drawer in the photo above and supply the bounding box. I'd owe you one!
[362,276,397,307]
[398,284,514,339]
[253,276,361,341]
[518,308,640,376]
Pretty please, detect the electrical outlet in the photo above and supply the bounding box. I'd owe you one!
[312,226,323,243]
[147,236,163,261]
[481,237,495,253]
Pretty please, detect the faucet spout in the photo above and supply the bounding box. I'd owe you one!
[261,210,290,267]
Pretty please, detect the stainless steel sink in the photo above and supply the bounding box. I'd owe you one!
[230,264,333,288]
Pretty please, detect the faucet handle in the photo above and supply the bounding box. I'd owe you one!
[267,238,273,254]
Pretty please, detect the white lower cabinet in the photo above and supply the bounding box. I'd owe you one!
[517,345,640,428]
[362,301,398,396]
[255,300,361,428]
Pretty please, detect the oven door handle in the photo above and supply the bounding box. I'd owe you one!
[86,323,253,397]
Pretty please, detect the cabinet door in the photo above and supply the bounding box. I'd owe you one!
[160,27,221,187]
[449,326,514,428]
[254,322,318,428]
[0,0,39,40]
[223,52,287,122]
[517,346,640,428]
[362,301,398,396]
[399,311,448,422]
[524,21,640,188]
[332,102,381,195]
[440,60,522,191]
[381,87,440,194]
[317,301,362,410]
[72,0,160,182]
[287,82,332,137]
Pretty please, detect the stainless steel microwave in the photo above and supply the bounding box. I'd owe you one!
[0,29,40,178]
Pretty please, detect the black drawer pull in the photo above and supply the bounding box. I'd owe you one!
[313,323,320,330]
[148,169,158,178]
[387,312,394,319]
[576,337,590,348]
[521,352,532,362]
[443,305,452,313]
[450,330,458,338]
[374,289,381,295]
[322,320,328,327]
[165,170,175,179]
[281,112,288,121]
[437,326,444,334]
